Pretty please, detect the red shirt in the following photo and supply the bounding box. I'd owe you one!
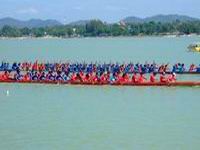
[124,74,129,82]
[168,75,176,82]
[23,74,30,81]
[71,73,77,81]
[132,74,137,83]
[138,75,146,83]
[1,73,9,80]
[92,76,98,83]
[160,75,167,82]
[119,76,125,83]
[100,74,106,83]
[150,74,156,82]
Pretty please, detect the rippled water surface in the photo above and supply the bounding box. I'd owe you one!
[0,37,200,150]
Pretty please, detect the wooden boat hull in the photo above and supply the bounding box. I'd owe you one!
[0,80,200,87]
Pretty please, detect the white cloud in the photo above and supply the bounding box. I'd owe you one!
[17,7,39,14]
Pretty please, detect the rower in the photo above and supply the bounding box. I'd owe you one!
[84,73,90,82]
[132,73,138,83]
[109,73,114,83]
[150,72,156,83]
[70,73,77,82]
[138,73,146,83]
[100,73,106,83]
[23,72,31,81]
[121,73,129,83]
[160,72,167,83]
[92,73,98,83]
[56,71,63,81]
[62,71,69,81]
[168,72,176,82]
[1,71,9,80]
[14,70,23,81]
[196,65,200,73]
[189,64,196,72]
[32,72,39,81]
[39,72,46,81]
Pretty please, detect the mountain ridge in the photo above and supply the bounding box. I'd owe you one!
[122,14,200,23]
[0,17,62,28]
[0,14,200,28]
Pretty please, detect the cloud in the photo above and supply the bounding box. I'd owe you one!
[17,7,39,14]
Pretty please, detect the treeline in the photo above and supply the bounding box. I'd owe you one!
[0,20,200,38]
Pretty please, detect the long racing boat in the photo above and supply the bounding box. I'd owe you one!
[1,80,200,87]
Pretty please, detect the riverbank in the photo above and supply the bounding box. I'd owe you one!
[0,34,199,40]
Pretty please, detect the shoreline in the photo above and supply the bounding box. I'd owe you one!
[0,34,199,40]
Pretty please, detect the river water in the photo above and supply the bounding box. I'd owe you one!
[0,36,200,149]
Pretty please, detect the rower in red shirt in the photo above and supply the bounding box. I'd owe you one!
[150,72,157,83]
[23,72,31,81]
[100,73,107,83]
[132,73,138,83]
[70,73,77,82]
[79,71,84,79]
[124,73,130,83]
[83,73,90,83]
[168,72,176,82]
[92,73,98,83]
[1,71,9,80]
[118,73,124,83]
[138,73,147,83]
[160,72,168,83]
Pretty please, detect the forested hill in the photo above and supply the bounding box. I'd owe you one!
[0,15,200,37]
[122,14,200,23]
[0,17,62,28]
[0,15,199,28]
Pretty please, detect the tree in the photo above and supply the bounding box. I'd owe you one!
[86,20,106,36]
[0,25,21,37]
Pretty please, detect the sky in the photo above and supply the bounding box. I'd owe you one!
[0,0,199,23]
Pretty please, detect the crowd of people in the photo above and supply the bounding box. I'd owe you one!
[0,61,188,84]
[0,69,176,84]
[0,61,200,73]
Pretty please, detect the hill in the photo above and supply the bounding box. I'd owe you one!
[68,20,90,26]
[122,14,200,23]
[0,17,62,28]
